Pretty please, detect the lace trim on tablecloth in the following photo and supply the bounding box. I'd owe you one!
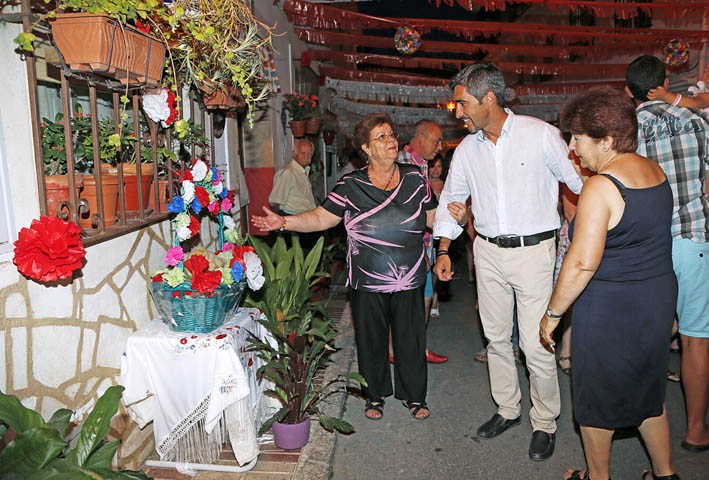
[157,393,226,464]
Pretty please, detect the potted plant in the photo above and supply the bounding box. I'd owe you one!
[282,93,317,138]
[321,115,338,146]
[304,96,322,135]
[0,386,151,479]
[15,0,168,87]
[245,235,366,450]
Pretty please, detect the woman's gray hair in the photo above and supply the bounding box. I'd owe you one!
[449,63,507,106]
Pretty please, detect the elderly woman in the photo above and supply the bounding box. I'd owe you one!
[540,87,679,480]
[253,113,466,421]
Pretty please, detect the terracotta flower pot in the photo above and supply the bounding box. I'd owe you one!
[200,84,244,111]
[272,414,310,450]
[290,120,306,138]
[148,179,170,211]
[45,174,84,218]
[122,163,154,212]
[80,174,120,228]
[323,131,335,146]
[51,13,166,86]
[305,117,322,135]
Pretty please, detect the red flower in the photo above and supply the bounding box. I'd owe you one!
[151,273,164,282]
[135,19,150,33]
[184,254,209,275]
[179,169,193,182]
[13,216,86,282]
[191,270,221,294]
[164,89,178,127]
[188,216,200,236]
[287,332,297,345]
[230,245,254,268]
[195,186,210,208]
[180,338,187,344]
[226,189,235,204]
[172,291,182,298]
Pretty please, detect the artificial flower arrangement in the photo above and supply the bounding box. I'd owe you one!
[149,158,263,333]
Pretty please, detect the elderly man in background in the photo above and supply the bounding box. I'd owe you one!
[398,119,448,364]
[269,139,316,216]
[626,55,709,455]
[433,63,583,462]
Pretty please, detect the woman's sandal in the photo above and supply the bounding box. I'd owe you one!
[557,356,571,375]
[402,400,430,420]
[642,470,680,480]
[565,470,590,480]
[364,399,384,421]
[666,371,680,382]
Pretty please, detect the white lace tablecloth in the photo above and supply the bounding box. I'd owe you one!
[120,308,278,466]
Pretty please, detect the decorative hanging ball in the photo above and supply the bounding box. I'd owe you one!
[663,39,690,66]
[394,26,421,55]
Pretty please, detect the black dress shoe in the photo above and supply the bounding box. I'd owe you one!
[476,413,521,439]
[528,430,556,461]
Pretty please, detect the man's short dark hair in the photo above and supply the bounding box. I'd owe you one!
[626,55,666,102]
[449,63,506,106]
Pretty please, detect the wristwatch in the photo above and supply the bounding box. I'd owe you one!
[545,308,563,319]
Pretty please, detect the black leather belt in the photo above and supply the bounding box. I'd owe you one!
[476,230,556,248]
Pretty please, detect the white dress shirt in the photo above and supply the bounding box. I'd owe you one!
[433,109,583,240]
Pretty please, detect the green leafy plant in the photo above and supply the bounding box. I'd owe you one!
[321,115,338,134]
[245,235,366,435]
[0,385,151,479]
[40,108,94,175]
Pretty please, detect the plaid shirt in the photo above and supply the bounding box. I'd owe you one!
[636,101,709,242]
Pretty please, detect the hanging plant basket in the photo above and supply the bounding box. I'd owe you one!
[51,13,166,87]
[305,117,322,135]
[290,120,306,138]
[200,84,244,111]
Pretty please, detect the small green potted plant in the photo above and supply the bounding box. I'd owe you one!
[245,235,366,450]
[282,93,316,138]
[0,385,151,479]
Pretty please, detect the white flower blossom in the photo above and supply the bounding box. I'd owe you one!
[142,89,170,125]
[244,251,264,290]
[182,180,195,204]
[176,225,192,241]
[212,181,223,195]
[192,159,208,182]
[223,215,235,230]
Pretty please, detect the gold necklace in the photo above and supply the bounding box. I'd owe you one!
[383,165,398,190]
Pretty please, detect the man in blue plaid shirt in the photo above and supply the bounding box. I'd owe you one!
[627,55,709,453]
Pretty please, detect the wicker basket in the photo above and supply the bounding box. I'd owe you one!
[150,280,247,333]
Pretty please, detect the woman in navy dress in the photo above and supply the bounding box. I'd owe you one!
[540,87,679,480]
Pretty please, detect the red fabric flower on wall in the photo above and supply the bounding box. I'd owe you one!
[13,216,86,282]
[184,254,209,275]
[230,245,255,268]
[191,270,222,294]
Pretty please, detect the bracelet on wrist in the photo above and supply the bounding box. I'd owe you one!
[437,250,449,256]
[670,93,682,107]
[545,308,563,319]
[279,216,287,232]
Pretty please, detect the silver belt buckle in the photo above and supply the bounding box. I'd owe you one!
[496,235,518,248]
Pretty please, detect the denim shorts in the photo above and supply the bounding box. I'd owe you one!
[424,269,433,298]
[673,238,709,338]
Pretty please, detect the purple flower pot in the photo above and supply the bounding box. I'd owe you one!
[272,413,310,450]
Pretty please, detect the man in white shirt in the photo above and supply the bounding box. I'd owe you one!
[269,139,316,215]
[433,63,583,462]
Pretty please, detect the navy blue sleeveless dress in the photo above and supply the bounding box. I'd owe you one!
[569,174,677,429]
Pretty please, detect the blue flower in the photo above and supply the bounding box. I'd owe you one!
[191,198,202,214]
[211,167,219,180]
[231,261,244,282]
[167,196,184,213]
[219,188,228,199]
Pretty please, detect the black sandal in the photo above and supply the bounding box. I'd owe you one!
[364,398,384,420]
[565,470,597,480]
[642,471,680,480]
[402,400,430,420]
